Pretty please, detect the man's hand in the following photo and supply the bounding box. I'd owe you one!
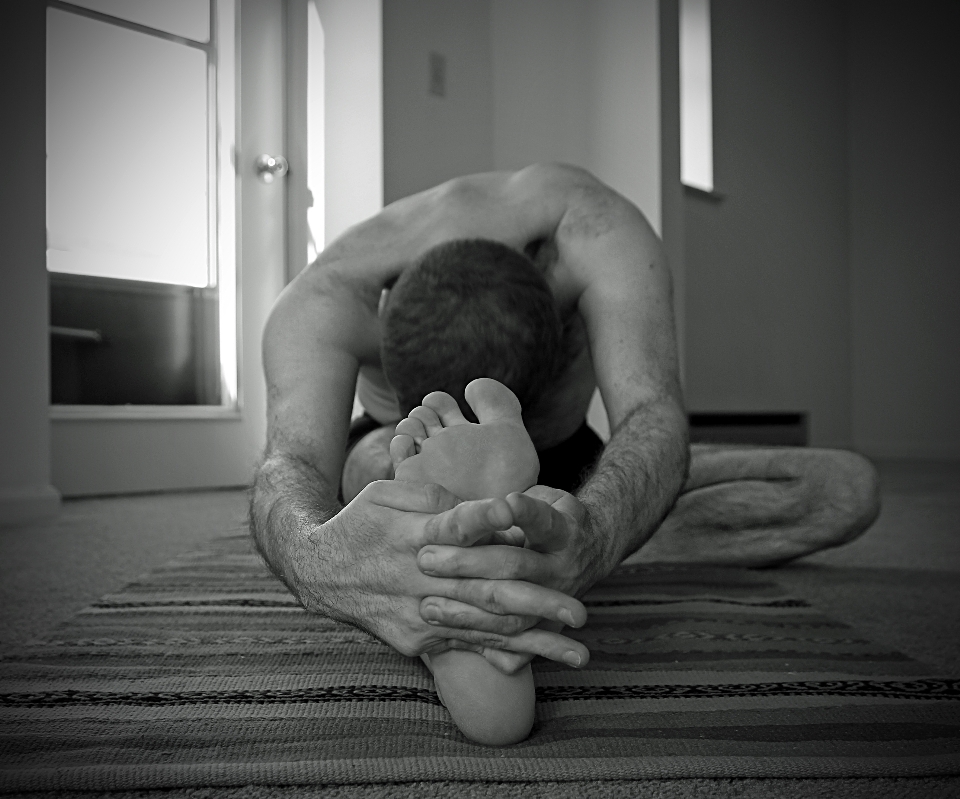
[296,479,590,668]
[416,485,604,673]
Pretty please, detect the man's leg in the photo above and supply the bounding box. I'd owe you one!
[341,425,397,503]
[629,445,881,567]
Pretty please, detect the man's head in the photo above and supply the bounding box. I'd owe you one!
[381,238,562,420]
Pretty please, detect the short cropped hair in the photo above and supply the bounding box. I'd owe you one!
[381,238,562,420]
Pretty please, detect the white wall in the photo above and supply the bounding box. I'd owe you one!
[382,0,493,203]
[587,0,661,235]
[382,0,661,226]
[491,0,661,233]
[0,2,60,526]
[490,0,590,172]
[318,0,383,241]
[849,0,960,459]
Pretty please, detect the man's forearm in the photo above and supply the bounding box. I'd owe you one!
[575,396,689,586]
[249,453,342,615]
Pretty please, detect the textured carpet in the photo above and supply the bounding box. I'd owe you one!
[1,534,958,792]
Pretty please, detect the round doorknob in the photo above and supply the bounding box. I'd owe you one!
[255,154,288,183]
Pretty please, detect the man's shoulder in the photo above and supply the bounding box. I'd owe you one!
[411,164,604,225]
[469,164,605,219]
[508,162,600,191]
[264,260,382,365]
[432,163,593,197]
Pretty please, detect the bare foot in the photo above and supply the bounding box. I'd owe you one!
[390,378,539,501]
[421,649,535,746]
[391,378,540,745]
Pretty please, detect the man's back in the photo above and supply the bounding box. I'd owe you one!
[262,163,674,488]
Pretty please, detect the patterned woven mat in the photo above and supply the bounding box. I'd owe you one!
[1,534,958,791]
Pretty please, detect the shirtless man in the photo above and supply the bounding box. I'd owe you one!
[251,163,880,676]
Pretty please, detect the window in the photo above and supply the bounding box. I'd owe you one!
[680,0,714,193]
[46,0,237,406]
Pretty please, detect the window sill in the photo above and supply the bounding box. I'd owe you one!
[683,183,725,202]
[50,405,242,421]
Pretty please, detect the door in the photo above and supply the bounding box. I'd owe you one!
[50,0,288,496]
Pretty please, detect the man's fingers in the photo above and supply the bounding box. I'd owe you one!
[360,479,459,515]
[425,577,587,629]
[421,497,514,547]
[490,526,526,547]
[437,638,486,657]
[523,484,568,505]
[480,648,534,675]
[420,596,539,635]
[441,624,590,669]
[505,491,574,553]
[422,638,485,658]
[419,543,551,585]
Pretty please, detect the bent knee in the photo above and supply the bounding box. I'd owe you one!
[812,449,881,545]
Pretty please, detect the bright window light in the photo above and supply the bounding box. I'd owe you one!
[680,0,714,192]
[46,7,209,286]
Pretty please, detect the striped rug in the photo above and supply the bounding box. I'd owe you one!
[1,534,958,791]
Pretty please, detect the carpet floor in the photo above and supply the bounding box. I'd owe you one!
[1,459,958,797]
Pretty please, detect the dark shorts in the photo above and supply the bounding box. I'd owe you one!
[345,413,604,495]
[536,421,605,493]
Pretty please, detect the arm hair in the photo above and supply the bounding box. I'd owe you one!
[575,396,689,587]
[249,450,357,624]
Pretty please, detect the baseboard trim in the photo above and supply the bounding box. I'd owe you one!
[0,484,62,528]
[689,412,808,446]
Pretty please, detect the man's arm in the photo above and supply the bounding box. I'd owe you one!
[560,167,689,584]
[251,259,374,621]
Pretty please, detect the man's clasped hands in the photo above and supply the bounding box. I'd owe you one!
[324,476,593,675]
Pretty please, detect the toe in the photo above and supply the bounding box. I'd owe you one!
[395,416,428,446]
[422,391,469,427]
[390,433,418,469]
[409,405,445,438]
[464,378,523,424]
